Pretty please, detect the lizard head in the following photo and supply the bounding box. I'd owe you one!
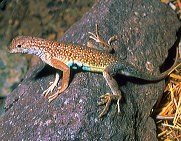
[9,36,43,55]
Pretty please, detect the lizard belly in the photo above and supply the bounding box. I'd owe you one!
[82,65,104,72]
[65,60,104,72]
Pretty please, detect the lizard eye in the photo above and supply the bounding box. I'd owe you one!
[16,44,22,48]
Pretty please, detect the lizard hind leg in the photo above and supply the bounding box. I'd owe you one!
[88,24,116,53]
[98,65,122,117]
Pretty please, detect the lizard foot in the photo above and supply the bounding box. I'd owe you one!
[98,93,121,118]
[47,83,67,102]
[43,72,60,97]
[43,81,57,97]
[88,24,117,53]
[47,92,59,102]
[47,87,64,102]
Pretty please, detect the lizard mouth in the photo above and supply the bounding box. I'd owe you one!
[8,47,22,53]
[8,47,19,53]
[8,48,14,53]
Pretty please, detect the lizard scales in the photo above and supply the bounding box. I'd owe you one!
[10,36,118,72]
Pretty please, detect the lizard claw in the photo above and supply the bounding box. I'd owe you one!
[47,92,59,102]
[43,82,58,97]
[88,24,105,45]
[47,86,65,102]
[88,24,114,53]
[98,93,121,118]
[43,72,60,97]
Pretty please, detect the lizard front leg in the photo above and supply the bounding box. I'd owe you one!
[44,58,70,102]
[98,64,122,117]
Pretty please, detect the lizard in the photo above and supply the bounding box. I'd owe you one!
[9,25,178,117]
